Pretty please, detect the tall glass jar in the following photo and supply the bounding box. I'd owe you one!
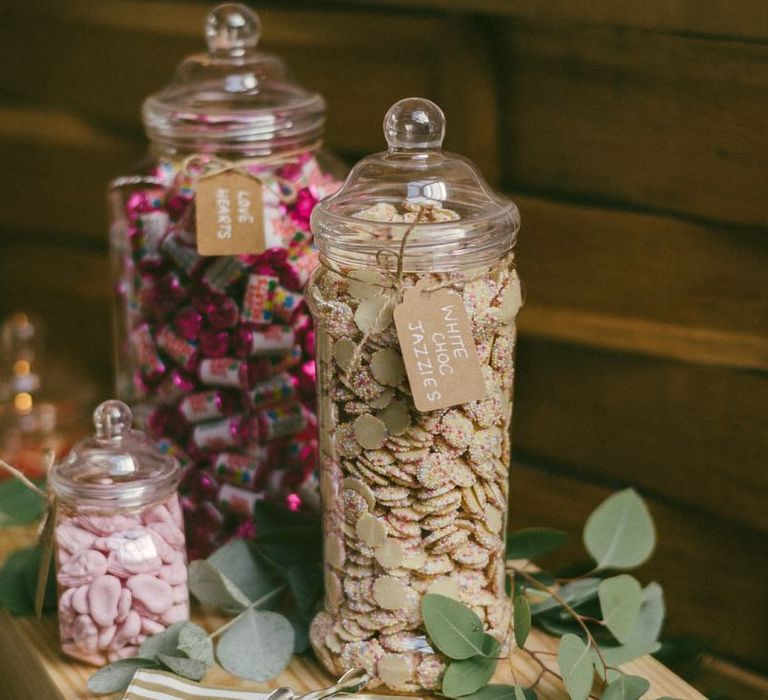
[108,4,343,558]
[308,99,522,692]
[50,400,188,666]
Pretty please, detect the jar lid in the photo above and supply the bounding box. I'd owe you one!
[143,3,325,151]
[311,98,519,272]
[49,401,180,509]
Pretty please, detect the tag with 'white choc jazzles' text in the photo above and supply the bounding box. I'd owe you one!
[394,280,488,412]
[195,170,265,256]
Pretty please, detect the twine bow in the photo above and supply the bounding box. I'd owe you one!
[0,453,57,617]
[179,140,323,205]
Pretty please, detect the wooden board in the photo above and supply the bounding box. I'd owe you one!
[496,23,768,227]
[0,1,499,181]
[309,0,768,42]
[513,336,768,534]
[0,524,706,700]
[507,461,768,670]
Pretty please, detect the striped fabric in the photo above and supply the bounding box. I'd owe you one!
[123,669,270,700]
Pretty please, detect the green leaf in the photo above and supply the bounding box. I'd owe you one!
[599,575,644,644]
[157,653,208,681]
[506,528,567,561]
[422,593,486,660]
[583,489,655,571]
[458,684,537,700]
[87,658,158,694]
[442,636,500,698]
[513,595,531,648]
[216,609,294,682]
[630,583,665,644]
[138,621,186,659]
[594,640,662,674]
[208,539,281,603]
[530,578,600,616]
[600,675,650,700]
[286,563,323,617]
[188,559,252,613]
[558,634,595,700]
[178,621,214,668]
[0,478,46,526]
[0,546,39,615]
[287,607,311,654]
[253,502,323,570]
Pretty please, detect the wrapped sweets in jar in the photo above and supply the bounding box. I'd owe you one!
[307,99,522,692]
[108,4,343,557]
[50,401,189,666]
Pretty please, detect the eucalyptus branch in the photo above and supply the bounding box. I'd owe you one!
[210,583,288,639]
[510,566,611,686]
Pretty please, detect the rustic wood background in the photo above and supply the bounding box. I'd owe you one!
[1,2,766,696]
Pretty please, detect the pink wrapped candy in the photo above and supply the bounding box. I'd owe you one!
[50,401,189,666]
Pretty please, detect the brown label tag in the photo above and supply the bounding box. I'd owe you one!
[394,281,488,412]
[195,170,265,256]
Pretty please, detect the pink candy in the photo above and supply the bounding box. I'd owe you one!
[112,154,338,558]
[56,494,188,666]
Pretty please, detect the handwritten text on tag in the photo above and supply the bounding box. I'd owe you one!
[394,282,487,412]
[195,170,265,256]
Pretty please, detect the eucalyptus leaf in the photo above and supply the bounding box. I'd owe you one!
[157,653,208,681]
[600,675,650,700]
[472,685,535,700]
[422,593,486,660]
[188,559,252,613]
[287,563,323,617]
[459,684,537,700]
[530,578,600,616]
[442,654,497,697]
[216,609,294,681]
[557,634,595,700]
[287,607,311,654]
[208,539,281,603]
[593,639,661,675]
[599,575,644,644]
[583,489,655,571]
[0,546,40,615]
[138,621,186,659]
[87,658,158,694]
[254,502,323,570]
[0,478,46,526]
[178,621,214,668]
[506,528,567,561]
[629,583,665,645]
[513,595,531,648]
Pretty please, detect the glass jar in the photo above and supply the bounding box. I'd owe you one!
[307,99,521,692]
[108,4,343,558]
[50,400,188,666]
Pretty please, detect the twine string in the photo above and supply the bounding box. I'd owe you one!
[179,140,323,205]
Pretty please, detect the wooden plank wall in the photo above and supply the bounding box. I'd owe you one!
[0,0,766,692]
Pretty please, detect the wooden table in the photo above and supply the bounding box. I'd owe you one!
[0,526,705,700]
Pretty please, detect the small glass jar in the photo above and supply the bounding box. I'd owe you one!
[50,400,188,666]
[108,4,343,557]
[308,99,521,692]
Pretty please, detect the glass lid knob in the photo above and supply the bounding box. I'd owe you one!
[205,3,261,57]
[384,97,445,151]
[94,400,133,440]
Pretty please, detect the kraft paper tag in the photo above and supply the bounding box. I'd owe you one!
[394,280,488,412]
[195,170,265,256]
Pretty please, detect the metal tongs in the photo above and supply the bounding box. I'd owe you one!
[265,667,422,700]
